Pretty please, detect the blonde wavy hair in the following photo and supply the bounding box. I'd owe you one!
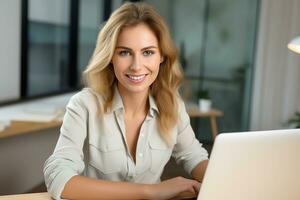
[83,2,183,144]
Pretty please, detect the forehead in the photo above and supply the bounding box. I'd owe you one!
[116,23,159,47]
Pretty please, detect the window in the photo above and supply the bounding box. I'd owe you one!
[20,0,123,99]
[26,0,72,96]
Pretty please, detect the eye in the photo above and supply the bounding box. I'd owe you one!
[143,50,154,56]
[118,50,131,56]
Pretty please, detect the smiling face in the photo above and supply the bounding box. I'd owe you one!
[112,23,163,97]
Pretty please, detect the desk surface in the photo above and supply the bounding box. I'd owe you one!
[0,192,197,200]
[0,120,61,139]
[0,193,52,200]
[186,104,223,118]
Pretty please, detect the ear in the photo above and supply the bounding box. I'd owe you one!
[160,56,164,63]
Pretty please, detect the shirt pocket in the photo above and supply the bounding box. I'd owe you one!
[149,134,172,174]
[89,134,126,174]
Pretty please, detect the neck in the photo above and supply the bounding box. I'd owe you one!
[117,86,149,119]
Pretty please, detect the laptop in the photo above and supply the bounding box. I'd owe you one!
[196,129,300,200]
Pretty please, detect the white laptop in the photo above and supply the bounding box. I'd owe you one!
[197,129,300,200]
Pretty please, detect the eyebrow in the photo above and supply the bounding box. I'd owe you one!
[115,46,158,51]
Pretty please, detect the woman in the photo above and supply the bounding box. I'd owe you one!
[44,2,209,200]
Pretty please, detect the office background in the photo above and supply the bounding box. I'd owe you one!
[0,0,300,195]
[1,0,257,143]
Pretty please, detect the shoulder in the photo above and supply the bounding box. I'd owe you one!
[68,88,104,111]
[175,95,190,124]
[176,95,187,113]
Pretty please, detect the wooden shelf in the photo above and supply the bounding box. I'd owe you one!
[0,120,61,139]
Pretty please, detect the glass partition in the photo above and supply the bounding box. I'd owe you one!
[144,0,260,141]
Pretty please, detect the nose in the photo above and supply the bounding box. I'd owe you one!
[130,54,142,71]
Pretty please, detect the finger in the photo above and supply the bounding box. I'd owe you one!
[187,185,197,195]
[177,191,197,199]
[188,180,200,193]
[193,182,201,193]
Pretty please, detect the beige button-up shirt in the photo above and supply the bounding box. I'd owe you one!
[44,87,208,200]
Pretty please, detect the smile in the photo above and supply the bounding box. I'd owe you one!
[126,74,147,82]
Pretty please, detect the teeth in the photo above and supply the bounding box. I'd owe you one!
[128,75,145,80]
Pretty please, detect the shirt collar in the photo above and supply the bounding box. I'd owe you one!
[148,94,159,117]
[111,85,123,112]
[110,85,159,116]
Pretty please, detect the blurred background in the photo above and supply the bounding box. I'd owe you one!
[1,0,300,196]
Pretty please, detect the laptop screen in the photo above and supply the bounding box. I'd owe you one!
[197,129,300,200]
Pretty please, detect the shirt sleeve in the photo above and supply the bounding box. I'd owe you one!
[43,92,87,200]
[172,98,209,175]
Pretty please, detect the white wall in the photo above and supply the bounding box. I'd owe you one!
[0,0,21,102]
[251,0,300,130]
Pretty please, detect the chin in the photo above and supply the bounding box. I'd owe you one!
[124,84,150,94]
[129,87,149,94]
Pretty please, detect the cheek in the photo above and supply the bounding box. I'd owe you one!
[149,62,160,80]
[112,63,123,81]
[112,58,129,72]
[146,58,161,71]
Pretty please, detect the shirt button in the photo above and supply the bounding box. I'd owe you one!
[141,133,144,137]
[139,153,143,157]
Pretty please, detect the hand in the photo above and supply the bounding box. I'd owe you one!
[147,176,201,200]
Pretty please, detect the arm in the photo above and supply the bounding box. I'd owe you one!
[43,93,88,199]
[191,159,209,182]
[61,175,201,200]
[172,99,209,180]
[61,176,148,200]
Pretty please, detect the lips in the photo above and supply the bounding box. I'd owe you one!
[126,74,147,82]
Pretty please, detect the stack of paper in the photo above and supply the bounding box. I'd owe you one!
[0,120,11,132]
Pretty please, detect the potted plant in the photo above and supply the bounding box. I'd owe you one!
[197,89,212,112]
[287,111,300,128]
